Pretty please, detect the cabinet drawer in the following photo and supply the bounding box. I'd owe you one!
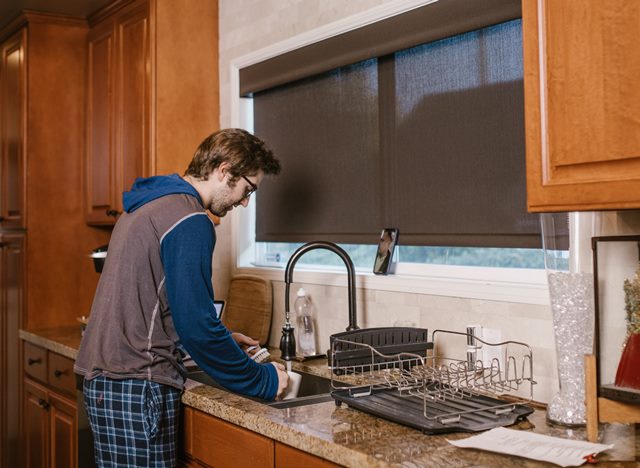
[190,408,273,468]
[275,443,341,468]
[24,342,47,382]
[48,352,76,395]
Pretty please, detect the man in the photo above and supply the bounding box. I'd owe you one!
[74,128,288,467]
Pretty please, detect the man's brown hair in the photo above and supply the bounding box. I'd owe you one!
[184,128,281,181]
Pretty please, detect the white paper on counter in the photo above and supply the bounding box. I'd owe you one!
[447,427,614,467]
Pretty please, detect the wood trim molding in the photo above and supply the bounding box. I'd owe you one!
[0,13,27,42]
[20,10,87,27]
[88,0,138,26]
[0,10,87,42]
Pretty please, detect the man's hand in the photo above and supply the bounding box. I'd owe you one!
[270,362,289,399]
[231,332,259,355]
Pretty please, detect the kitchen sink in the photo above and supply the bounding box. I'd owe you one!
[186,367,335,408]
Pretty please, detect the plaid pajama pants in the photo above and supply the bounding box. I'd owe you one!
[83,376,182,468]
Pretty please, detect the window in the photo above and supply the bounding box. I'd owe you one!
[248,19,549,265]
[255,243,545,270]
[231,1,563,305]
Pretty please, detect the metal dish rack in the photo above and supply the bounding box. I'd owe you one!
[330,329,536,434]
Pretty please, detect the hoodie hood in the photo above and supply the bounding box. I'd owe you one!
[123,174,202,213]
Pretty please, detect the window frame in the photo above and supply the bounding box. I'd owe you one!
[227,0,553,306]
[233,197,549,305]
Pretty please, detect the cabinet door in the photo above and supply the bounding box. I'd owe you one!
[85,0,152,226]
[49,391,77,468]
[86,19,117,224]
[0,232,25,467]
[523,0,640,212]
[116,0,151,208]
[0,29,26,229]
[183,406,274,468]
[23,378,49,468]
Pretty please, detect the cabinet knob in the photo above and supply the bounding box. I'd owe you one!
[27,358,41,365]
[105,209,121,217]
[38,399,50,410]
[53,369,64,378]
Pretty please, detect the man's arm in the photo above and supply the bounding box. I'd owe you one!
[160,213,279,399]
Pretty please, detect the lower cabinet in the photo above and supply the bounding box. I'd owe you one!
[23,379,48,468]
[0,232,26,467]
[181,406,341,468]
[23,379,77,468]
[22,342,78,468]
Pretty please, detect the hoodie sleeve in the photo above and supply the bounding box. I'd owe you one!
[160,212,278,400]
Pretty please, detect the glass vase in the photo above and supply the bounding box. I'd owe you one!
[541,212,598,426]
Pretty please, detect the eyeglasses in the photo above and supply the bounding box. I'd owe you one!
[241,175,258,200]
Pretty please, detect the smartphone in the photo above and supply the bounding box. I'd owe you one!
[373,228,399,275]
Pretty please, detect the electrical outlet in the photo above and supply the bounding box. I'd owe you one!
[466,325,483,368]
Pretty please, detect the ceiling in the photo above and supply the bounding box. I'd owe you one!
[1,0,113,30]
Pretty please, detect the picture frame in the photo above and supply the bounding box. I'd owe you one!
[373,228,399,275]
[592,235,640,404]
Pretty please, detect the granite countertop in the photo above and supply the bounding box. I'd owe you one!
[20,326,639,467]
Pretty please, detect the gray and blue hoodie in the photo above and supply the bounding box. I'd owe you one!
[74,174,278,400]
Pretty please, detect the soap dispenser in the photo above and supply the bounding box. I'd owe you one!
[294,288,316,356]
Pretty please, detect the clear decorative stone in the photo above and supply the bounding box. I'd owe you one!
[546,271,595,426]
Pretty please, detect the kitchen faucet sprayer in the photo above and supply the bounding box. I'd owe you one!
[280,241,359,362]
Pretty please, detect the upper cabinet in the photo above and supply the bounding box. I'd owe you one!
[85,0,219,225]
[523,0,640,212]
[86,0,150,224]
[0,12,112,329]
[0,29,26,229]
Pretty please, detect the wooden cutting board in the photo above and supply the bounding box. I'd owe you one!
[222,275,273,345]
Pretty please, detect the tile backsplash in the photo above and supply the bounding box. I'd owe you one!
[268,281,557,403]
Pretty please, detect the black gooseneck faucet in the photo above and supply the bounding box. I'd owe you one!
[280,241,359,361]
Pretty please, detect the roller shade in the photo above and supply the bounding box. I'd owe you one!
[248,1,564,249]
[240,0,521,96]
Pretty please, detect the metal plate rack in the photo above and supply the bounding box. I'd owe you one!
[330,329,536,434]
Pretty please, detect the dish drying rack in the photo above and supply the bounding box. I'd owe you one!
[330,329,536,434]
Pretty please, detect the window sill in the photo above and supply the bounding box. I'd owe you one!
[233,264,550,306]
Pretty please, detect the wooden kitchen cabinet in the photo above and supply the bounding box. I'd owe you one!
[181,406,341,468]
[0,232,25,468]
[86,0,150,224]
[48,391,77,468]
[23,378,77,468]
[182,405,274,468]
[0,11,109,330]
[85,0,219,225]
[275,442,341,468]
[23,378,48,468]
[22,343,78,468]
[523,0,640,212]
[0,29,26,230]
